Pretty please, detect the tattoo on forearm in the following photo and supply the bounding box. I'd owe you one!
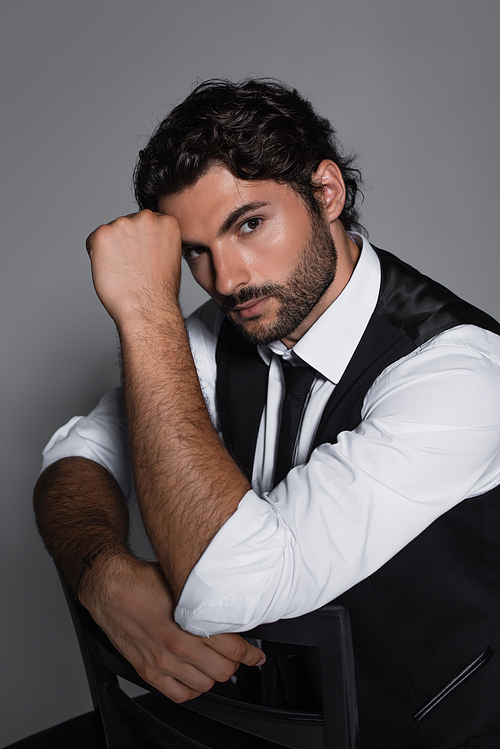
[77,545,109,585]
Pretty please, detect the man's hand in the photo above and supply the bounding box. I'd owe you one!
[34,458,259,702]
[80,554,265,703]
[85,210,182,329]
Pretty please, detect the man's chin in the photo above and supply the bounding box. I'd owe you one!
[225,311,283,346]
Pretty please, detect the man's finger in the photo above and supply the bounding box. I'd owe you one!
[148,673,203,704]
[203,633,266,668]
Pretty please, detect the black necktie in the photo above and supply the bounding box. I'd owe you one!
[273,360,316,487]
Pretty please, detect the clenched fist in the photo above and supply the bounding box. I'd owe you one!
[86,210,182,329]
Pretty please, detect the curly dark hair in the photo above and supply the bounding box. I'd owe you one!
[134,78,364,232]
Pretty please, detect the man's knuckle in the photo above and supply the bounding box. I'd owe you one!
[200,676,216,692]
[216,665,236,683]
[169,693,184,704]
[138,209,155,224]
[230,640,247,662]
[140,653,173,683]
[161,214,181,233]
[89,225,107,243]
[168,638,187,659]
[169,686,195,704]
[140,663,159,685]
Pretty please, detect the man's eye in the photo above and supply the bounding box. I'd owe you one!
[240,217,262,234]
[184,247,205,260]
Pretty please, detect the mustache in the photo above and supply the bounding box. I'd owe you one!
[219,283,284,313]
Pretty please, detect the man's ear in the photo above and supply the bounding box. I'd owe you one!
[312,160,346,223]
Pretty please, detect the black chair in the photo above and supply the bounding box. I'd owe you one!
[58,571,358,749]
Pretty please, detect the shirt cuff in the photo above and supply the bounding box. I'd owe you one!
[174,490,294,636]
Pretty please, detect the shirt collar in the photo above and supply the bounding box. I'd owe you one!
[261,233,381,384]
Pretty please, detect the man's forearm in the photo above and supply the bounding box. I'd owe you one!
[33,456,131,598]
[85,209,250,598]
[119,305,250,599]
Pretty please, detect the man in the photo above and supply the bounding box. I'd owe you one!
[35,79,500,748]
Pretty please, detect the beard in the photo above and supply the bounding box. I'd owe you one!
[218,212,338,346]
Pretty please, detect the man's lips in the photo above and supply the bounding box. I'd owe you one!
[231,296,271,319]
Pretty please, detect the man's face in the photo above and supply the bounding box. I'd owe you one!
[159,167,338,347]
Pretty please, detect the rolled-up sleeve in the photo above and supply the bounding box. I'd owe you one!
[176,327,500,635]
[175,491,294,636]
[41,387,133,498]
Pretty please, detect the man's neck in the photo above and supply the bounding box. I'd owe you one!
[280,227,361,349]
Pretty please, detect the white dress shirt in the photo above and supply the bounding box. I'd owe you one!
[41,236,500,637]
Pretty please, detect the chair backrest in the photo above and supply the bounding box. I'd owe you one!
[58,570,358,749]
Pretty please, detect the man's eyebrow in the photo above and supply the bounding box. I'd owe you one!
[218,201,269,236]
[181,201,270,253]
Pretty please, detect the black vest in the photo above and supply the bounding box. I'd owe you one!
[215,248,500,749]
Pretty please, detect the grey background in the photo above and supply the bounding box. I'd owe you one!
[1,0,499,744]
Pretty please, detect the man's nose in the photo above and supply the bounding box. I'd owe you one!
[211,244,251,298]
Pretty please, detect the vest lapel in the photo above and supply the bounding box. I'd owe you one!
[312,313,415,451]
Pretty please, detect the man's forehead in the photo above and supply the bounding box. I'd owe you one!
[159,165,277,209]
[158,166,298,236]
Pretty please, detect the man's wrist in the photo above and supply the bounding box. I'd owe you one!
[115,296,184,341]
[77,546,133,612]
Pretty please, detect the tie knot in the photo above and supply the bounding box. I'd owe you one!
[281,362,316,397]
